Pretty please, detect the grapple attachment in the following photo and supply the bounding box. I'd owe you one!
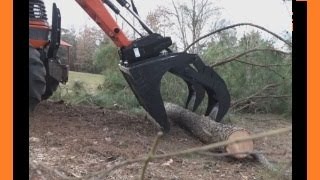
[119,44,230,132]
[98,0,230,132]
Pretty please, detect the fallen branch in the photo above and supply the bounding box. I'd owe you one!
[140,132,163,180]
[165,103,254,159]
[232,95,291,112]
[184,23,292,52]
[196,150,287,157]
[231,83,280,108]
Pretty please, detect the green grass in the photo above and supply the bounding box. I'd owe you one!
[50,71,143,113]
[66,71,105,93]
[50,71,105,103]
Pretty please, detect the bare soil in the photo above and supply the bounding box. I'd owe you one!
[29,101,292,180]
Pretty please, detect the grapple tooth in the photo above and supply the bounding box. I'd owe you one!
[204,89,218,118]
[169,65,207,112]
[208,103,220,120]
[121,71,170,131]
[202,74,230,122]
[185,82,205,111]
[204,82,230,122]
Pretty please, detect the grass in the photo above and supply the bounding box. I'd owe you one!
[50,71,105,104]
[50,70,144,113]
[66,71,105,94]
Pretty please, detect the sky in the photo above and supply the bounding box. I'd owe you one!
[44,0,292,46]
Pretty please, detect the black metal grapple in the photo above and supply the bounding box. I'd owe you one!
[100,0,232,132]
[119,34,230,132]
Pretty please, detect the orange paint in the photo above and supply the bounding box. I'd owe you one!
[308,0,320,179]
[0,0,13,180]
[75,0,132,47]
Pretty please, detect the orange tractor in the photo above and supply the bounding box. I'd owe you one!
[29,0,68,111]
[29,0,231,132]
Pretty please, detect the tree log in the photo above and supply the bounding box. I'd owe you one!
[164,103,254,159]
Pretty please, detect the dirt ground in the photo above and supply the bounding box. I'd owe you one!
[29,101,292,180]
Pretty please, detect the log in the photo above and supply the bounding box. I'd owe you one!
[164,103,254,159]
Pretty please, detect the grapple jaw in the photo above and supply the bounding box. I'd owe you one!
[119,52,231,132]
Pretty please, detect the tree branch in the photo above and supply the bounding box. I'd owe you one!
[232,94,291,113]
[250,95,291,99]
[184,23,292,52]
[196,150,287,157]
[140,132,163,180]
[231,83,280,108]
[235,60,291,68]
[211,48,291,68]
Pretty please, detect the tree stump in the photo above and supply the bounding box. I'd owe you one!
[164,103,254,159]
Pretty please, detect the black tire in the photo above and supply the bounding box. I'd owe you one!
[42,75,59,100]
[29,46,46,111]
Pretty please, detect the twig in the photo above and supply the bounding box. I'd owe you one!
[235,60,291,68]
[249,95,291,99]
[231,83,280,108]
[263,66,287,79]
[252,153,278,172]
[140,132,163,180]
[196,150,287,157]
[211,48,291,67]
[184,23,292,52]
[233,102,255,113]
[232,94,291,113]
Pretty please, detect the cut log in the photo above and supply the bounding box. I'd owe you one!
[164,103,254,159]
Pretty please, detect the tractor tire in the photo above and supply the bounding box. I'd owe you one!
[42,75,59,100]
[29,46,46,112]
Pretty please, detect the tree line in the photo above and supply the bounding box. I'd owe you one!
[57,0,292,115]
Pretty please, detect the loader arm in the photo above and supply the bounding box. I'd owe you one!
[75,0,131,47]
[73,0,231,132]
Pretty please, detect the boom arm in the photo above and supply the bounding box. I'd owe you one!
[75,0,131,47]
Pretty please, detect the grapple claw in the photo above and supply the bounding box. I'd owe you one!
[203,69,231,122]
[119,52,230,132]
[185,81,205,111]
[190,56,231,122]
[119,53,195,132]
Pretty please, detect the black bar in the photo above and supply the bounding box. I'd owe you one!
[14,0,29,179]
[103,0,120,14]
[292,1,307,180]
[116,0,129,7]
[103,0,142,36]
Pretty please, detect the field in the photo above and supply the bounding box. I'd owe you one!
[62,71,105,93]
[29,71,292,180]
